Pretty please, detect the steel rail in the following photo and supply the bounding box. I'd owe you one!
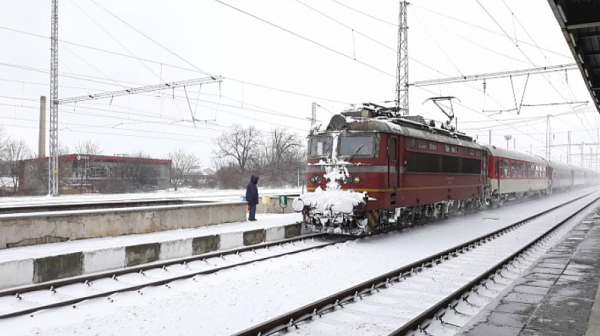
[0,233,326,298]
[390,193,600,335]
[232,192,595,336]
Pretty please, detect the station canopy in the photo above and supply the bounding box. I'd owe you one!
[548,0,600,114]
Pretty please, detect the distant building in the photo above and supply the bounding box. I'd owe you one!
[18,154,171,195]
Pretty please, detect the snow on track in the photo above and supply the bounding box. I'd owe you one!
[284,193,600,335]
[0,188,596,336]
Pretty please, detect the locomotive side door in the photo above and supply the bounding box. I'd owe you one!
[387,135,399,190]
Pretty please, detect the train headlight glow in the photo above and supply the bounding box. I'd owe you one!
[310,176,316,183]
[353,176,361,183]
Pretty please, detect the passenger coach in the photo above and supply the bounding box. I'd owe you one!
[486,146,550,205]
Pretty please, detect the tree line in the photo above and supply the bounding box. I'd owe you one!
[0,125,306,195]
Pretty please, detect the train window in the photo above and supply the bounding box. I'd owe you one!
[388,138,397,160]
[516,162,520,177]
[407,138,416,148]
[499,160,504,177]
[407,152,441,173]
[504,160,509,177]
[418,140,427,149]
[476,150,481,157]
[495,161,500,176]
[444,145,450,152]
[462,148,468,155]
[429,142,437,150]
[451,146,458,153]
[340,135,374,156]
[469,149,475,156]
[511,161,517,177]
[462,157,481,174]
[309,136,333,157]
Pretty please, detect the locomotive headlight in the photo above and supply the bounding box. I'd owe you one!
[344,175,353,184]
[353,176,361,183]
[310,175,316,183]
[315,175,323,184]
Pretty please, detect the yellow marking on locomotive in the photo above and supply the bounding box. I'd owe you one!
[366,211,380,232]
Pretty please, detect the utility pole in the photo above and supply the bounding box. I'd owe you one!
[488,130,491,145]
[513,137,516,151]
[396,0,409,116]
[530,144,533,154]
[310,102,318,129]
[38,96,46,158]
[545,115,551,159]
[504,135,512,150]
[49,0,59,196]
[567,131,571,164]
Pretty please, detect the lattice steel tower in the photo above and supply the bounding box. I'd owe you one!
[49,0,59,195]
[396,1,409,116]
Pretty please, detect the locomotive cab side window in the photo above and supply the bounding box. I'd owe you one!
[407,138,416,148]
[429,142,437,150]
[418,140,427,149]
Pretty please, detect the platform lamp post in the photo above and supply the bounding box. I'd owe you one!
[504,135,512,150]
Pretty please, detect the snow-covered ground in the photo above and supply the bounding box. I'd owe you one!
[0,187,301,207]
[0,188,596,335]
[0,212,303,263]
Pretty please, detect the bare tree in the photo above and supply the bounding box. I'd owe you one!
[214,125,261,174]
[75,140,103,155]
[3,139,32,192]
[58,142,70,155]
[167,149,200,190]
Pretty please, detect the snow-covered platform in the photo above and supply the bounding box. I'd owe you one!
[0,212,304,290]
[460,206,600,336]
[0,189,300,250]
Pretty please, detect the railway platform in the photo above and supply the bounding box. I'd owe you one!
[459,207,600,336]
[0,211,305,290]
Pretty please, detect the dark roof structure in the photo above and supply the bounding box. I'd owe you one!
[548,0,600,114]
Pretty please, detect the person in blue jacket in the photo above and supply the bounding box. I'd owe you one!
[245,175,259,221]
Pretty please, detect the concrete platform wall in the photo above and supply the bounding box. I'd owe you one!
[256,196,297,214]
[0,202,246,249]
[0,223,305,289]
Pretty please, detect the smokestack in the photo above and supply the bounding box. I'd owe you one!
[39,96,46,158]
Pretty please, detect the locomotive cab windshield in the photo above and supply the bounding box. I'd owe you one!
[308,136,333,158]
[339,134,375,158]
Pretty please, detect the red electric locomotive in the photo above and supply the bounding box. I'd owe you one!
[297,104,489,234]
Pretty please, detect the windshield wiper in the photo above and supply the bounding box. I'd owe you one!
[353,144,365,155]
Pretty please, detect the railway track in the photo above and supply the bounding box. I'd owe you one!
[0,191,592,324]
[0,232,340,319]
[232,192,599,336]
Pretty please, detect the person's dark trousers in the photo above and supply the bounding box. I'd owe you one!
[249,204,257,220]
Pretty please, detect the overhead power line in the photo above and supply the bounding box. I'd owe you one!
[0,25,351,105]
[411,64,578,87]
[212,0,394,78]
[58,76,223,104]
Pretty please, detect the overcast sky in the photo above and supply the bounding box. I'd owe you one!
[1,0,598,168]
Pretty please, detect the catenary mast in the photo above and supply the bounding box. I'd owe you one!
[49,0,59,195]
[396,1,409,116]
